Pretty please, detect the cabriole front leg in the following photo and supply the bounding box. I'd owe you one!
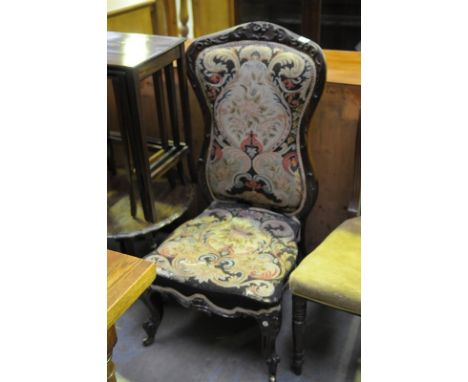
[258,311,281,382]
[140,288,164,346]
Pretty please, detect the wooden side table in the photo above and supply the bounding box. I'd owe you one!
[107,250,156,381]
[107,31,196,224]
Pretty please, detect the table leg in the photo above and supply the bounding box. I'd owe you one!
[163,64,186,185]
[176,47,197,183]
[107,325,117,382]
[124,71,157,222]
[111,73,137,217]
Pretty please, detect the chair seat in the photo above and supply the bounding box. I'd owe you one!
[145,201,300,308]
[289,217,361,314]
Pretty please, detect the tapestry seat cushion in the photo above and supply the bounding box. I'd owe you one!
[145,202,300,308]
[289,217,361,314]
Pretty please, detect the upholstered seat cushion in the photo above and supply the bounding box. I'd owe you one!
[289,217,361,314]
[145,202,300,307]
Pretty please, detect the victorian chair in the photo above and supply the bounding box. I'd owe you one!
[289,216,361,375]
[141,21,326,381]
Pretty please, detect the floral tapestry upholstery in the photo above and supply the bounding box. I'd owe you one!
[145,202,300,305]
[195,41,317,214]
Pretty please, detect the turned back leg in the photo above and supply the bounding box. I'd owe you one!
[292,295,307,375]
[258,311,281,382]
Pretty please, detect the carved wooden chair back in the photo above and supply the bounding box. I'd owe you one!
[187,21,326,222]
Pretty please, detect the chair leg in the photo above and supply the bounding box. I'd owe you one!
[291,295,307,375]
[140,289,164,347]
[258,311,281,382]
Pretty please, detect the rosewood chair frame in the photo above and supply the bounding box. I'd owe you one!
[142,21,326,382]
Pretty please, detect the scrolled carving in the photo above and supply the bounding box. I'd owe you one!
[186,21,326,221]
[151,284,281,319]
[187,22,325,75]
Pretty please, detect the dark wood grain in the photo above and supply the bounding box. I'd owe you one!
[302,0,322,43]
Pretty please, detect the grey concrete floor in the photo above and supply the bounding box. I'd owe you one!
[113,290,360,382]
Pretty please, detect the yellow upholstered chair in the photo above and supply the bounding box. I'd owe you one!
[289,216,361,374]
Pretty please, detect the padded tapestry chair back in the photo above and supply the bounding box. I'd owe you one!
[187,21,326,219]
